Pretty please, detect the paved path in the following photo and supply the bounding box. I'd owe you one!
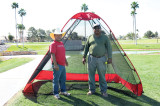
[0,55,44,106]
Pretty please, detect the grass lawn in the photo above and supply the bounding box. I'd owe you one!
[118,39,160,44]
[6,42,52,45]
[0,57,34,73]
[5,54,160,106]
[5,39,160,56]
[117,39,160,50]
[120,44,160,50]
[6,45,49,55]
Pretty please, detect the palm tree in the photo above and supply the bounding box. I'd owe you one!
[131,10,135,39]
[18,8,26,25]
[11,2,19,46]
[131,1,139,45]
[18,9,26,47]
[17,24,25,47]
[81,3,89,44]
[81,3,88,12]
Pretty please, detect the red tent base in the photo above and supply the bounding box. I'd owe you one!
[23,70,142,96]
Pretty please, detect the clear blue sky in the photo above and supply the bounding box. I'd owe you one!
[0,0,160,38]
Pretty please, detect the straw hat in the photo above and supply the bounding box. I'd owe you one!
[50,28,65,40]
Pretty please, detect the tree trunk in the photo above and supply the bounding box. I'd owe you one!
[22,17,24,48]
[15,9,18,47]
[135,14,137,45]
[133,15,134,44]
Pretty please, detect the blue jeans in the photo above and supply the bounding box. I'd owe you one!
[53,64,66,95]
[88,55,107,93]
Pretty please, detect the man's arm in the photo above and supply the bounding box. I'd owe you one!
[106,36,112,64]
[51,53,59,71]
[82,38,90,64]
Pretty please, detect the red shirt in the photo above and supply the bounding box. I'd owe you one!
[50,41,66,66]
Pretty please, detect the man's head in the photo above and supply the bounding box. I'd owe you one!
[54,34,62,41]
[93,24,101,36]
[50,28,65,41]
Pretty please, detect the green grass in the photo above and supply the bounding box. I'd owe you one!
[0,57,33,73]
[118,38,160,44]
[7,45,49,55]
[6,42,52,45]
[5,39,160,56]
[120,44,160,50]
[117,39,160,50]
[128,54,160,101]
[66,53,86,73]
[5,54,160,106]
[25,42,52,44]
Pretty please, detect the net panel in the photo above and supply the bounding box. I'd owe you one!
[62,18,141,84]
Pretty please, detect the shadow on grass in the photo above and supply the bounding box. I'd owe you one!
[107,87,160,105]
[23,93,39,104]
[60,96,92,106]
[138,95,160,105]
[23,83,160,106]
[95,93,140,106]
[108,87,138,98]
[24,93,92,106]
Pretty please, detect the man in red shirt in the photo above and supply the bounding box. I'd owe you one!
[50,28,70,99]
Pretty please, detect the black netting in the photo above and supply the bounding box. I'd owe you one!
[62,19,141,84]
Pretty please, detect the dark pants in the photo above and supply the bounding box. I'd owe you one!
[88,55,107,93]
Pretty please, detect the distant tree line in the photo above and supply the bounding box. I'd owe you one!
[27,27,55,42]
[67,32,86,41]
[27,27,86,42]
[118,30,159,40]
[143,31,158,39]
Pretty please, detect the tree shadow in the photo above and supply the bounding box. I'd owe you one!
[60,96,92,106]
[137,95,160,105]
[95,93,141,106]
[107,87,160,105]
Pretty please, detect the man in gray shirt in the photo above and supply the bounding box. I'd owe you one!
[82,24,112,97]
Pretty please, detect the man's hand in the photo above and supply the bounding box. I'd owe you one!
[65,58,68,66]
[82,58,86,65]
[107,58,112,64]
[66,61,68,66]
[54,64,59,71]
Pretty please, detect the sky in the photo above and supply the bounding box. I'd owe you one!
[0,0,160,38]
